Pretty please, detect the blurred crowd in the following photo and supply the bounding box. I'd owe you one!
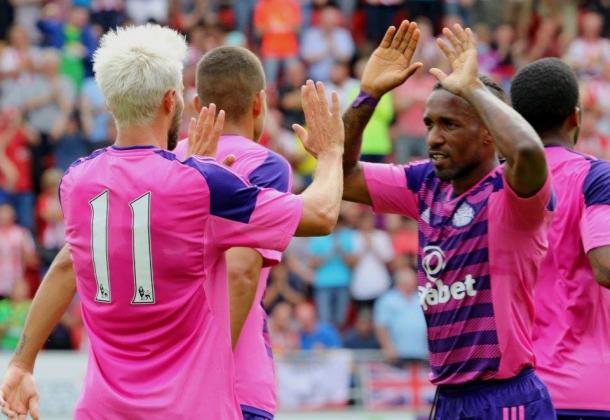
[0,0,610,365]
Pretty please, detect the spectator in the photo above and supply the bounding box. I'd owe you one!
[343,309,380,350]
[326,61,359,113]
[80,76,111,152]
[296,302,342,350]
[36,167,65,270]
[308,217,356,327]
[11,0,44,44]
[0,0,14,41]
[392,64,436,163]
[0,201,37,300]
[301,5,355,82]
[54,112,88,170]
[90,0,124,32]
[575,110,610,159]
[0,108,36,230]
[374,267,428,364]
[254,0,301,88]
[564,10,610,79]
[21,49,76,192]
[586,60,610,136]
[263,263,307,313]
[269,301,300,353]
[363,0,404,43]
[278,60,307,130]
[0,24,40,81]
[350,211,394,309]
[124,0,169,24]
[474,23,500,75]
[348,57,394,163]
[385,215,418,260]
[0,280,31,350]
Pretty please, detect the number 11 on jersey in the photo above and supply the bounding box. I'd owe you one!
[90,190,156,304]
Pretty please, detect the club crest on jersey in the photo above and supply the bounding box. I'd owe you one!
[452,202,475,228]
[419,246,477,311]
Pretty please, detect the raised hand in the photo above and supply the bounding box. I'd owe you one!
[186,103,225,159]
[0,364,39,420]
[360,21,422,99]
[292,80,344,158]
[430,24,479,97]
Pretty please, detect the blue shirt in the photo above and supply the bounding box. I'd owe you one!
[308,228,354,288]
[300,322,342,350]
[374,289,429,360]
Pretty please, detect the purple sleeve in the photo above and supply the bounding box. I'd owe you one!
[247,152,293,266]
[185,157,303,252]
[581,160,610,252]
[362,161,431,219]
[495,168,554,230]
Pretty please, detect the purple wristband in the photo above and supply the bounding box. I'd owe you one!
[351,90,379,109]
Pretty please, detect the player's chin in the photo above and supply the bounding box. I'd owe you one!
[433,165,457,182]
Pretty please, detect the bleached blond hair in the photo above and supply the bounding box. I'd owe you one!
[93,24,187,128]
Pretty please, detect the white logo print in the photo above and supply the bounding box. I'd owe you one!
[418,246,477,311]
[452,202,475,228]
[421,208,431,224]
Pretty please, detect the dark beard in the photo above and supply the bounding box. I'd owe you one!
[167,108,181,151]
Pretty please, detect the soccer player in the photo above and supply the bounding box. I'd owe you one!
[174,46,294,419]
[341,22,555,419]
[0,24,346,419]
[511,58,610,419]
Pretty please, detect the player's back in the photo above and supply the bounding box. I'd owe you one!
[60,145,241,419]
[175,135,292,416]
[534,145,610,412]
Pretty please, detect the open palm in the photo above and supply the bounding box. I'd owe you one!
[361,21,422,98]
[430,24,479,96]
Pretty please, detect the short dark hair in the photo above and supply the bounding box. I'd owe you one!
[510,58,579,134]
[433,74,507,102]
[196,46,265,121]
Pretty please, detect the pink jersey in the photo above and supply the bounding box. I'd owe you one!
[363,161,553,385]
[59,145,303,419]
[175,135,292,415]
[533,145,610,412]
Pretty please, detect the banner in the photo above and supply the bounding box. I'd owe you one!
[275,349,353,410]
[359,361,436,411]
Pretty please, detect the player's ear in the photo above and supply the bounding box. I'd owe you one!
[253,90,265,117]
[193,95,201,112]
[481,127,493,146]
[162,90,176,114]
[569,106,581,130]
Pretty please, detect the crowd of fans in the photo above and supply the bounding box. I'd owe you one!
[0,0,609,365]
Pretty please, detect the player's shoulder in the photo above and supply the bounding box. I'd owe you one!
[246,147,292,192]
[61,147,110,187]
[583,158,610,206]
[403,160,436,193]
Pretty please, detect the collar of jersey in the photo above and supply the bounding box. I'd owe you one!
[111,145,159,151]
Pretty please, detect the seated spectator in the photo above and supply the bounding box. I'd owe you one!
[0,280,31,350]
[326,61,359,113]
[309,217,356,327]
[0,201,37,300]
[263,263,307,314]
[348,57,394,163]
[564,10,610,79]
[278,60,307,130]
[254,0,301,88]
[36,167,65,270]
[54,112,89,171]
[0,108,36,230]
[296,302,342,350]
[374,267,428,364]
[80,76,112,152]
[0,24,40,82]
[301,5,355,82]
[350,211,394,308]
[269,301,300,353]
[343,309,380,350]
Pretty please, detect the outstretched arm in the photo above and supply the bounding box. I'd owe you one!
[431,25,547,197]
[342,21,422,203]
[0,245,77,420]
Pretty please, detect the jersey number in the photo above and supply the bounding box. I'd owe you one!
[90,190,155,304]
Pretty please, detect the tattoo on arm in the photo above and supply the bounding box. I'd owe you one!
[342,106,376,174]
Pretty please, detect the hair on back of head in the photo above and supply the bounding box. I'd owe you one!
[510,58,579,134]
[93,24,187,128]
[196,46,265,121]
[433,74,507,102]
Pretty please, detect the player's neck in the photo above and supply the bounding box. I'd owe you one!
[222,118,255,141]
[540,132,575,150]
[114,125,167,149]
[451,158,499,196]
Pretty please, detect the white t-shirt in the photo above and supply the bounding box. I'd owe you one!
[350,230,394,301]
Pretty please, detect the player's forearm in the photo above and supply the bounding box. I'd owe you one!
[296,149,343,236]
[588,246,610,289]
[462,82,547,196]
[11,245,76,371]
[342,104,375,175]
